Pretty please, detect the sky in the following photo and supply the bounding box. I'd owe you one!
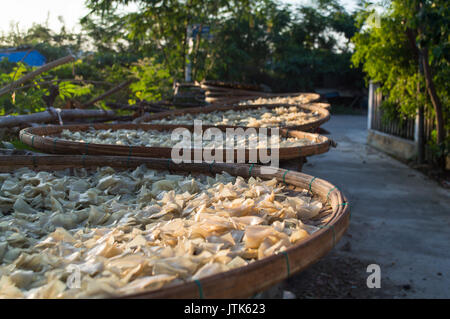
[0,0,360,34]
[0,0,90,34]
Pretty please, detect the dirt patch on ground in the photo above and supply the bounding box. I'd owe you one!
[285,253,403,298]
[283,239,409,299]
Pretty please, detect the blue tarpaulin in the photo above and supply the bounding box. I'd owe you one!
[0,50,46,67]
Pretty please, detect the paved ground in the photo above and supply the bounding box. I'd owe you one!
[283,115,450,298]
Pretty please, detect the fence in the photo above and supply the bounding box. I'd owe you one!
[367,82,437,163]
[368,82,417,140]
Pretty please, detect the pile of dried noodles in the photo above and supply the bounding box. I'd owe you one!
[0,166,322,298]
[147,106,321,128]
[58,128,315,148]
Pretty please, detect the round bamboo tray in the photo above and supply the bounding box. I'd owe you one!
[135,103,330,132]
[219,92,322,106]
[0,155,350,299]
[20,123,334,162]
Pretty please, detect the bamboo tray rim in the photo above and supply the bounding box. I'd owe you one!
[20,123,333,160]
[0,155,350,299]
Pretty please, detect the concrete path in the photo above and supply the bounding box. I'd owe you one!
[287,115,450,298]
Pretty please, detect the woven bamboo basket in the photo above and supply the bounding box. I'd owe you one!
[0,155,350,299]
[135,103,330,132]
[20,123,334,162]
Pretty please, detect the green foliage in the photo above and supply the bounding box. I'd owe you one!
[9,139,39,152]
[199,0,363,91]
[0,59,94,114]
[352,0,449,162]
[58,81,93,100]
[84,0,230,79]
[84,0,363,91]
[0,0,365,117]
[352,5,424,117]
[129,58,173,103]
[0,21,85,61]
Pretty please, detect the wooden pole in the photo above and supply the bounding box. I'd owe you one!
[368,81,374,130]
[0,109,115,128]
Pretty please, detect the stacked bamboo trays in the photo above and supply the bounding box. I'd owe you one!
[20,123,334,162]
[0,155,350,299]
[200,80,268,92]
[173,82,207,106]
[135,103,330,133]
[199,81,326,106]
[199,80,270,104]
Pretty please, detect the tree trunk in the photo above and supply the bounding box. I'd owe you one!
[420,48,445,147]
[417,50,425,164]
[406,25,446,167]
